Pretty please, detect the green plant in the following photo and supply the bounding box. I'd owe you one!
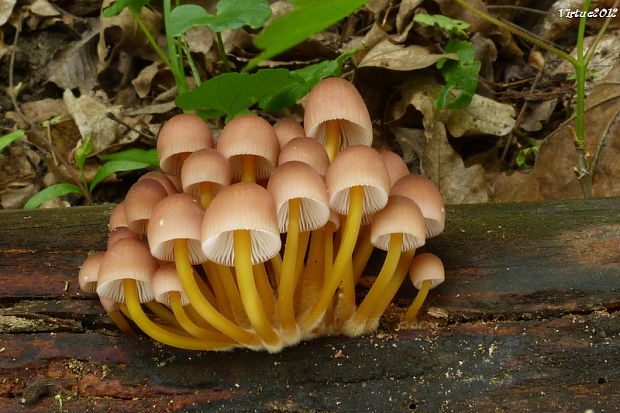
[454,0,616,198]
[23,139,155,209]
[0,129,26,152]
[104,0,367,122]
[414,14,480,110]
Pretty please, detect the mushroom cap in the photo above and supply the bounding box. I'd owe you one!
[181,148,232,198]
[151,263,189,306]
[266,161,330,233]
[96,238,157,303]
[326,145,390,216]
[139,171,179,195]
[278,137,330,177]
[370,195,426,251]
[409,253,445,289]
[390,174,445,238]
[78,252,105,293]
[157,114,214,175]
[108,203,127,231]
[165,174,183,192]
[381,151,409,186]
[216,114,279,181]
[124,179,168,235]
[107,226,141,249]
[273,118,305,148]
[304,77,373,148]
[99,296,119,313]
[201,182,281,266]
[325,211,341,233]
[147,193,207,264]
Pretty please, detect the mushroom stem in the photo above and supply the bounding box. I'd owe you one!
[303,185,364,330]
[192,269,217,306]
[233,230,281,349]
[352,227,374,284]
[363,250,415,332]
[334,260,356,329]
[169,291,237,344]
[240,154,257,183]
[253,262,278,326]
[202,263,235,321]
[173,238,260,347]
[106,310,136,337]
[279,198,301,339]
[294,231,310,286]
[297,229,325,315]
[269,254,283,288]
[404,279,432,322]
[145,301,182,327]
[324,227,333,277]
[324,119,340,162]
[123,279,232,350]
[344,233,404,336]
[199,181,215,208]
[215,264,250,326]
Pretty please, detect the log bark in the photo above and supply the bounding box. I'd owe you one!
[0,198,618,412]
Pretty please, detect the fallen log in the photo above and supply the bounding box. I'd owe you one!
[0,197,618,412]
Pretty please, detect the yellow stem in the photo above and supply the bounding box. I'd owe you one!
[294,231,310,285]
[404,279,432,322]
[324,119,340,162]
[233,230,281,348]
[279,198,301,338]
[193,269,217,306]
[199,181,215,209]
[185,304,215,330]
[253,262,277,326]
[145,301,181,327]
[363,250,415,332]
[123,279,232,350]
[174,238,259,347]
[203,262,234,321]
[323,227,334,278]
[304,186,364,330]
[352,226,374,284]
[345,234,404,336]
[216,263,249,326]
[297,229,325,317]
[107,310,136,337]
[334,260,356,329]
[269,254,282,288]
[240,154,257,183]
[169,291,236,344]
[118,303,132,320]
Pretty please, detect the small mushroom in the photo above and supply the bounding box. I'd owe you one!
[404,253,445,322]
[273,118,305,148]
[157,114,214,175]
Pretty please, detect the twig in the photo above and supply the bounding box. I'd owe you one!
[105,113,157,141]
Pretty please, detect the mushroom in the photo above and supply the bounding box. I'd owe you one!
[107,227,141,249]
[278,137,330,177]
[152,263,236,347]
[124,179,168,235]
[380,151,410,186]
[139,171,179,194]
[273,118,305,148]
[404,253,445,322]
[147,192,258,347]
[201,182,282,350]
[181,148,232,208]
[304,77,373,161]
[96,238,214,350]
[157,114,214,175]
[216,114,279,183]
[344,195,426,336]
[108,203,128,231]
[390,174,445,238]
[267,161,330,341]
[302,145,390,332]
[99,296,136,337]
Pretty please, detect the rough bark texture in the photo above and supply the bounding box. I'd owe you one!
[0,198,619,412]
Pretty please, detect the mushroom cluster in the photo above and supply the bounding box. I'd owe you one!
[78,77,447,352]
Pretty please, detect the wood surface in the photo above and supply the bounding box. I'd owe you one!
[0,197,619,412]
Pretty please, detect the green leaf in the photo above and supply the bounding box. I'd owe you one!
[0,129,25,152]
[89,160,151,193]
[169,0,271,36]
[74,137,93,177]
[176,69,298,121]
[103,0,150,17]
[435,38,480,110]
[100,148,159,167]
[24,184,84,209]
[413,14,470,38]
[245,0,368,71]
[259,47,360,113]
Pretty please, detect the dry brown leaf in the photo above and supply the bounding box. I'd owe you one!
[491,62,620,201]
[97,0,162,67]
[540,0,618,41]
[132,61,169,98]
[21,99,67,122]
[365,0,390,16]
[444,93,516,137]
[186,25,214,55]
[62,89,128,154]
[359,39,457,71]
[47,27,100,92]
[30,0,60,17]
[396,0,422,33]
[0,0,16,26]
[0,30,9,61]
[521,100,558,132]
